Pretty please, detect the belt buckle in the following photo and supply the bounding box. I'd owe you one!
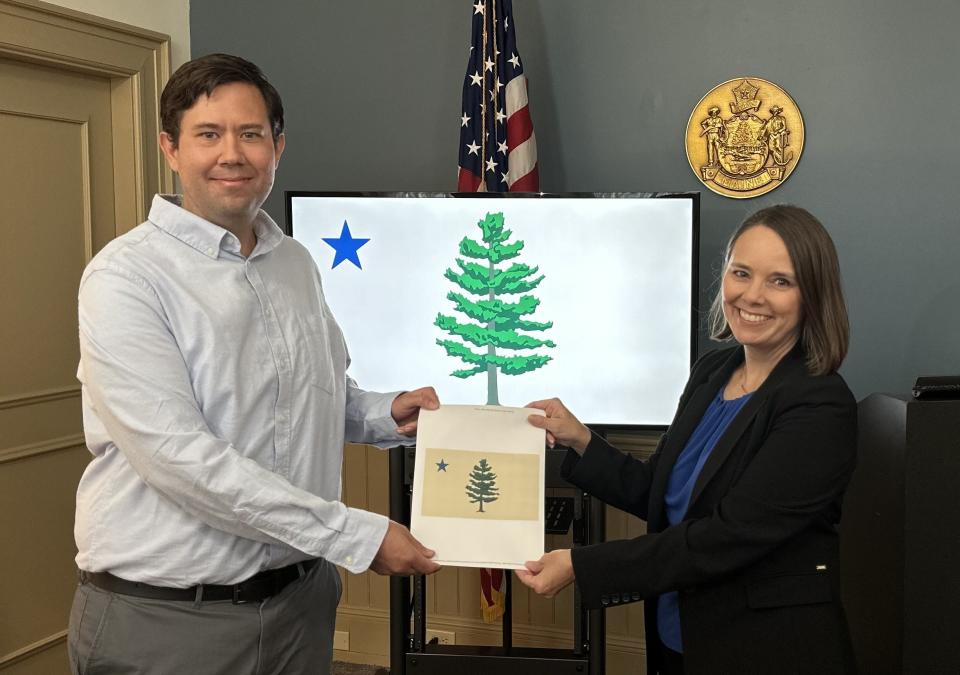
[232,584,249,605]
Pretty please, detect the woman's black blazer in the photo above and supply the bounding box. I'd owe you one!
[564,345,858,674]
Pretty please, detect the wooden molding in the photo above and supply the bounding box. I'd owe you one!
[0,385,81,410]
[0,629,67,668]
[0,433,85,464]
[0,0,174,225]
[607,431,662,459]
[0,0,170,79]
[336,604,646,655]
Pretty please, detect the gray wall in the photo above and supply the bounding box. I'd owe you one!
[191,0,960,400]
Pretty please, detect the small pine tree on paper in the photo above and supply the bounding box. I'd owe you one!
[435,212,555,405]
[465,458,500,513]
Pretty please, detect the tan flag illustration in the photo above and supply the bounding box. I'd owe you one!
[422,447,539,521]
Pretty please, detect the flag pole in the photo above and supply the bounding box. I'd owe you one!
[503,570,513,649]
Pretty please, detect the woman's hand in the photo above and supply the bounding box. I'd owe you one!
[514,549,575,598]
[526,398,592,454]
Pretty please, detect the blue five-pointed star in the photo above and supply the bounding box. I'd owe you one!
[436,459,449,472]
[322,221,370,269]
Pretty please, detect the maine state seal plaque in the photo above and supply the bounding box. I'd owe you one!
[685,78,804,198]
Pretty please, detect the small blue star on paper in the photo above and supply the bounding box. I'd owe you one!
[322,221,370,269]
[436,459,449,472]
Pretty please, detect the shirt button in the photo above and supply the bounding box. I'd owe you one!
[206,248,214,256]
[346,555,354,565]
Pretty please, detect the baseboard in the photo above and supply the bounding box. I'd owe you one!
[334,604,646,665]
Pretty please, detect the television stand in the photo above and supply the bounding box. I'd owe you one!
[389,446,605,675]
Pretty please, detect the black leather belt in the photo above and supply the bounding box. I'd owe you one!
[80,559,320,604]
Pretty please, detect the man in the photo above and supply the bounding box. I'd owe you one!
[67,53,440,675]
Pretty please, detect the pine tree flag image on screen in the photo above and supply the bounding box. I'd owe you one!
[458,0,538,623]
[286,192,698,625]
[458,0,538,193]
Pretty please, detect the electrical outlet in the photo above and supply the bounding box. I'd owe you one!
[333,630,350,651]
[425,629,456,645]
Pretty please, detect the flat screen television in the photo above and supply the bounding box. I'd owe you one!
[285,192,698,430]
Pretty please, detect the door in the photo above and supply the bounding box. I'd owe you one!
[0,2,171,672]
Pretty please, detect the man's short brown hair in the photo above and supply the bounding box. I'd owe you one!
[160,53,284,145]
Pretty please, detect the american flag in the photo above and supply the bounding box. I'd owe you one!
[457,0,539,192]
[458,0,537,624]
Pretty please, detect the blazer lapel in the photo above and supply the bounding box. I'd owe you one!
[648,348,743,529]
[687,345,807,510]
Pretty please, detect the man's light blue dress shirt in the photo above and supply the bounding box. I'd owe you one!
[75,195,403,586]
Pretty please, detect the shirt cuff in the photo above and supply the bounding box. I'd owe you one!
[369,391,407,445]
[346,389,410,447]
[323,508,390,574]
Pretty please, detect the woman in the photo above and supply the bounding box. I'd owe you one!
[518,205,858,675]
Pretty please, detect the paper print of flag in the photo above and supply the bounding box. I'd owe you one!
[457,0,539,193]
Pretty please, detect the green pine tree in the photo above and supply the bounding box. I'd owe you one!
[465,458,499,513]
[435,212,555,405]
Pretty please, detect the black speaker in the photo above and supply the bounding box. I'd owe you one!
[841,393,960,674]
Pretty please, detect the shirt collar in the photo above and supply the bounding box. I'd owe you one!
[148,194,285,260]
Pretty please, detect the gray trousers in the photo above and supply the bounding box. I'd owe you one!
[67,560,342,675]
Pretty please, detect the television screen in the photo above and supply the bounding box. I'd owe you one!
[285,192,698,429]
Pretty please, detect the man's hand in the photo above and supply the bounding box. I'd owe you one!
[391,387,440,436]
[525,398,592,454]
[370,521,441,576]
[514,549,575,598]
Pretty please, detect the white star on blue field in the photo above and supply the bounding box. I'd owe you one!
[322,221,370,269]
